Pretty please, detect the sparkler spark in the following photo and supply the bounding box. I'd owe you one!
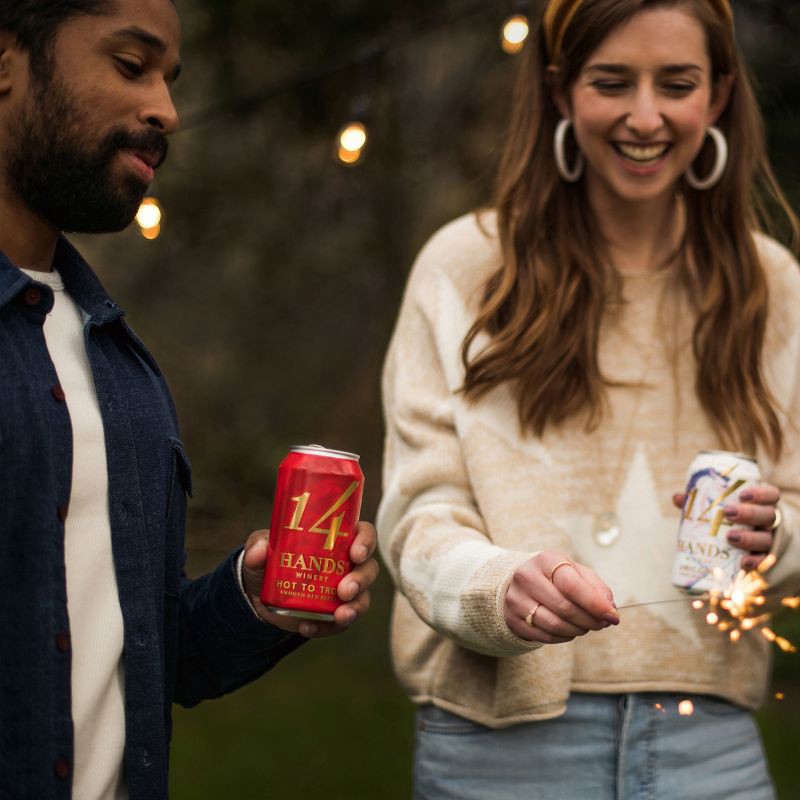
[684,557,797,653]
[678,699,695,716]
[619,556,798,654]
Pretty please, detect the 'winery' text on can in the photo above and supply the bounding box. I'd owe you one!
[260,445,364,621]
[672,450,761,593]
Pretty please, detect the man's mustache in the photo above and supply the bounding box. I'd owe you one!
[103,127,169,170]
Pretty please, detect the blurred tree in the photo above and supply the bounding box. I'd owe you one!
[78,0,516,545]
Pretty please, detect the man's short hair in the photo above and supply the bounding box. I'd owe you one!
[0,1,118,80]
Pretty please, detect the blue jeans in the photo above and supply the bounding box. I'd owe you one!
[414,693,775,800]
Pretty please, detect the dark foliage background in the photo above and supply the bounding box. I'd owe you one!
[73,1,799,796]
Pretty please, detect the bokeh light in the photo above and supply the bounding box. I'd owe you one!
[501,14,530,54]
[136,197,162,240]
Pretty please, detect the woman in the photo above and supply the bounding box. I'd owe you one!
[377,1,800,798]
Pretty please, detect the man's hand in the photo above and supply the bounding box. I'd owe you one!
[241,522,379,638]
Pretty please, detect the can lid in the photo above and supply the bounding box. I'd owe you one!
[699,449,758,463]
[291,444,360,461]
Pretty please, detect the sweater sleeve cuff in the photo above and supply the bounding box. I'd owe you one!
[489,551,545,656]
[766,504,800,595]
[234,548,263,622]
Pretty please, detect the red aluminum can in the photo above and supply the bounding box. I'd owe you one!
[260,445,364,621]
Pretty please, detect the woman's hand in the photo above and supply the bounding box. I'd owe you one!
[672,484,781,571]
[505,551,620,644]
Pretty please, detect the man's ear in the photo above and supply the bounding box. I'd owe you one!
[0,31,27,97]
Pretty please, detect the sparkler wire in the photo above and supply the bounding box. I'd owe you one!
[617,597,708,610]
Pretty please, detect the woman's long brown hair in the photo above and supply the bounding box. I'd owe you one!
[461,0,798,458]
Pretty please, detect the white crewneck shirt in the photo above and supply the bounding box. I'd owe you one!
[22,268,127,800]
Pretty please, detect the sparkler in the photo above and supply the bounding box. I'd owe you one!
[619,553,799,654]
[696,556,798,653]
[625,550,800,718]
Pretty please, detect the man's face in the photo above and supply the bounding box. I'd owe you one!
[5,0,181,233]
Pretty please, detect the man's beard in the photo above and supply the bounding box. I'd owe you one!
[6,75,168,234]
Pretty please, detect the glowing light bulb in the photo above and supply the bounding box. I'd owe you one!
[141,224,161,241]
[339,122,367,153]
[337,146,363,165]
[678,699,694,716]
[336,121,368,166]
[501,14,530,54]
[136,198,162,229]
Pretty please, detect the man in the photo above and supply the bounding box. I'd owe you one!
[0,1,379,798]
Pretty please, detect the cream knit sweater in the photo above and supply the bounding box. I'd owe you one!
[377,212,800,729]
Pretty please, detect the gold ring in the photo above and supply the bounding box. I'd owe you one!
[525,603,541,628]
[769,506,783,531]
[548,560,575,583]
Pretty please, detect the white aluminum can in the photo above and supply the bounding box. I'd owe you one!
[672,450,761,593]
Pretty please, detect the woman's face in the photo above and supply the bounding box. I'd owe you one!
[562,7,729,208]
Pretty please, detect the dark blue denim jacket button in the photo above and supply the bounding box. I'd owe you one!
[51,384,66,402]
[23,287,42,306]
[55,632,70,652]
[53,758,70,779]
[57,504,69,523]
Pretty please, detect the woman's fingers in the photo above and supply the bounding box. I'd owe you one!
[727,528,774,554]
[544,558,619,625]
[741,554,769,571]
[573,563,616,607]
[505,552,619,643]
[503,594,577,643]
[724,502,779,529]
[739,485,780,507]
[517,570,610,631]
[529,603,596,639]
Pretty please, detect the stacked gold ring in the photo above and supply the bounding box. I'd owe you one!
[525,603,541,627]
[548,560,575,583]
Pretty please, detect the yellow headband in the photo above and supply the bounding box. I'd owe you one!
[543,0,734,64]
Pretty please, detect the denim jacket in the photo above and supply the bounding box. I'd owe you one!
[0,238,303,800]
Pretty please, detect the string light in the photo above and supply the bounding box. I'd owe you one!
[135,197,162,240]
[335,92,371,166]
[337,121,368,165]
[501,14,530,54]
